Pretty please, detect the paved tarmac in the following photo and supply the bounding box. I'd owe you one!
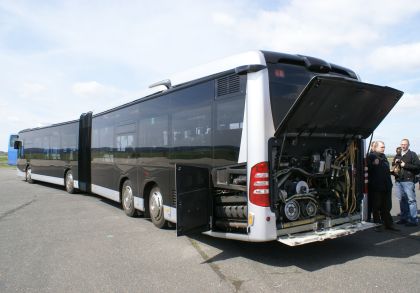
[0,167,419,292]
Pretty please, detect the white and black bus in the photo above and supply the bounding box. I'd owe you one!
[15,51,403,245]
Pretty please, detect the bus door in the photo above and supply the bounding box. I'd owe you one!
[176,164,212,236]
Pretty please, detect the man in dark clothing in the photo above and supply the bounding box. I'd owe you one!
[367,141,398,231]
[395,139,420,226]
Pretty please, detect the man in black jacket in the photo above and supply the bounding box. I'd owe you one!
[395,139,420,226]
[367,141,397,231]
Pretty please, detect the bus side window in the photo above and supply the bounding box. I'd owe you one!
[214,95,245,163]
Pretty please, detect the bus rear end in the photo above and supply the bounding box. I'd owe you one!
[175,51,403,245]
[254,52,402,245]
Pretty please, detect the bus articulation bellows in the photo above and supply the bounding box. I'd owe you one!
[14,51,403,245]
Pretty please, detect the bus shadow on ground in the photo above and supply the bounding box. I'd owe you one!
[189,224,420,272]
[31,180,420,272]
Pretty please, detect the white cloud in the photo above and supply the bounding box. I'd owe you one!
[391,92,420,113]
[212,12,235,26]
[72,81,117,98]
[20,82,46,97]
[367,42,420,71]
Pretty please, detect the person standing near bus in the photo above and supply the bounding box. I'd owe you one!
[395,139,420,227]
[367,141,398,231]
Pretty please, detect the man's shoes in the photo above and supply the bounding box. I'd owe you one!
[396,220,407,225]
[385,226,400,231]
[405,222,418,227]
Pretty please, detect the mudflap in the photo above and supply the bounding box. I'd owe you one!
[277,221,377,246]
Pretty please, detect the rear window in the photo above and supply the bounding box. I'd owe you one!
[268,63,313,128]
[9,135,18,148]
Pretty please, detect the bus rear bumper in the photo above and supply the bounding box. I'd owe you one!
[277,221,377,246]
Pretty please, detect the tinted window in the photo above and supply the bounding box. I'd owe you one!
[214,95,245,163]
[268,63,313,128]
[139,95,170,158]
[61,122,78,161]
[9,135,18,148]
[92,113,115,162]
[170,81,213,160]
[172,105,211,147]
[115,123,137,158]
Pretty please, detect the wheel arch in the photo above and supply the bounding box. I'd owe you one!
[143,181,157,217]
[63,168,71,185]
[119,176,130,202]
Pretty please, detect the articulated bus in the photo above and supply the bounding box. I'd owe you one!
[15,51,403,245]
[8,134,19,165]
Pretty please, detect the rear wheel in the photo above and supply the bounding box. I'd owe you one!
[26,167,34,184]
[149,186,167,228]
[122,180,136,217]
[65,171,75,194]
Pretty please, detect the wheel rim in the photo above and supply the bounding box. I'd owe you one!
[150,187,163,221]
[26,168,31,181]
[66,172,73,191]
[123,185,133,210]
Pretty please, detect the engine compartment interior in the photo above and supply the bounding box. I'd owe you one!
[269,136,363,229]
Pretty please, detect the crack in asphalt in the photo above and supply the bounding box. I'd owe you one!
[189,239,243,292]
[0,197,37,221]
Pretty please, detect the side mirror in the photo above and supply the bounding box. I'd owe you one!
[14,140,22,150]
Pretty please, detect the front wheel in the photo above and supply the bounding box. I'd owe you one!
[122,180,136,217]
[149,186,167,228]
[65,171,76,194]
[26,167,34,184]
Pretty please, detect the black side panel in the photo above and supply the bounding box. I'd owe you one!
[176,164,211,236]
[78,112,92,192]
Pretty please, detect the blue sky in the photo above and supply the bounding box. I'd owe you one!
[1,0,420,153]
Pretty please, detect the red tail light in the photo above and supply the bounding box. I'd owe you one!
[249,162,270,207]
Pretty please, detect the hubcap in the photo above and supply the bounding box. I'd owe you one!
[123,185,133,210]
[150,188,163,221]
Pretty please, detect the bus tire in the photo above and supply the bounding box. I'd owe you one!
[149,186,167,228]
[26,167,34,184]
[122,180,136,217]
[65,170,76,194]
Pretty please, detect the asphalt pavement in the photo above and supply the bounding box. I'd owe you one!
[0,167,419,292]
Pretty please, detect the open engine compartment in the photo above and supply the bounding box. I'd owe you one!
[269,136,364,229]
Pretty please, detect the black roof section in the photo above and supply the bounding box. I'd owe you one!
[261,50,358,79]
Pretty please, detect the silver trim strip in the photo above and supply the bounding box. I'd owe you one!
[134,196,144,211]
[163,205,177,223]
[31,173,64,186]
[91,184,120,202]
[202,231,251,242]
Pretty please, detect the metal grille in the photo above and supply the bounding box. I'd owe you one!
[216,74,241,97]
[172,189,177,206]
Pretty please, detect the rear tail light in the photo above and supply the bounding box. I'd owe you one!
[249,162,270,207]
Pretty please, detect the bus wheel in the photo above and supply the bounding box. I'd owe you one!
[149,186,167,228]
[122,180,136,217]
[26,167,34,184]
[65,171,75,194]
